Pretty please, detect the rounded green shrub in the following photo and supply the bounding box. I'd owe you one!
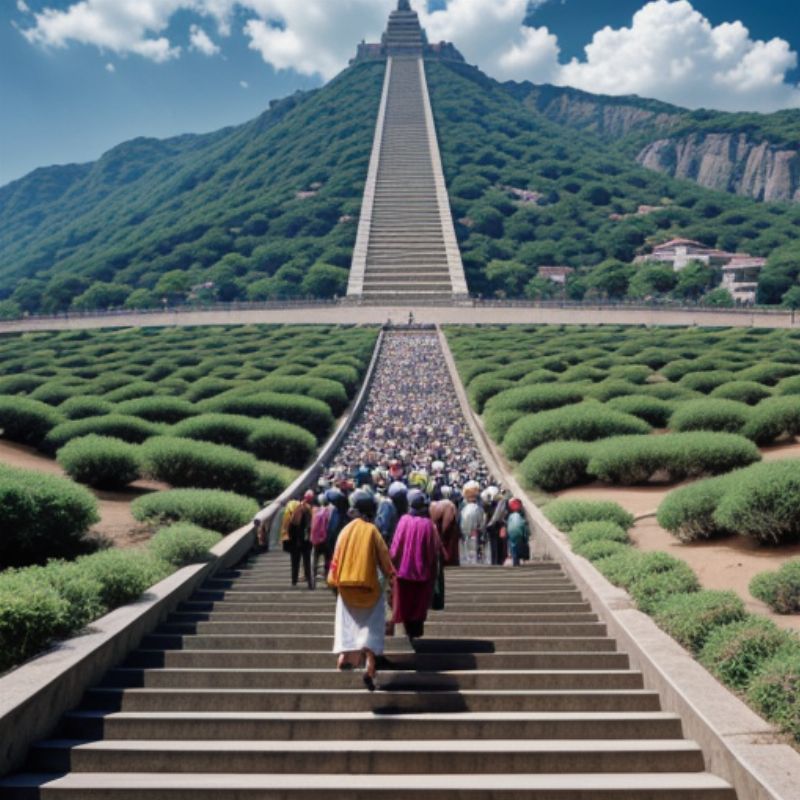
[183,378,240,403]
[638,383,700,402]
[669,399,750,434]
[254,462,297,501]
[775,375,800,396]
[246,419,317,469]
[116,396,199,424]
[170,413,258,452]
[709,381,772,406]
[713,461,800,545]
[747,650,800,743]
[72,549,170,609]
[29,381,84,406]
[585,380,641,403]
[629,566,700,614]
[736,363,800,386]
[678,370,736,394]
[750,561,800,614]
[200,392,333,439]
[59,396,116,420]
[309,364,361,396]
[141,437,261,496]
[656,474,734,543]
[487,384,585,415]
[503,403,650,461]
[256,376,348,416]
[699,616,794,691]
[607,365,653,385]
[56,435,141,490]
[468,376,515,413]
[131,488,259,533]
[0,464,99,567]
[558,365,606,383]
[654,590,747,654]
[543,499,634,533]
[0,396,63,446]
[519,442,591,491]
[586,433,760,485]
[573,539,629,561]
[148,523,223,567]
[570,521,630,549]
[741,396,800,445]
[596,550,682,590]
[606,395,674,428]
[484,407,525,442]
[43,414,159,454]
[103,381,163,403]
[0,375,47,395]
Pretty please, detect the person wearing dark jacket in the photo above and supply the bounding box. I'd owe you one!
[288,491,315,589]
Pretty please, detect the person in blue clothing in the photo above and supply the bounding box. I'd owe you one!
[505,498,530,567]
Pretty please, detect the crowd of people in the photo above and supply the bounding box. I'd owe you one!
[265,332,532,690]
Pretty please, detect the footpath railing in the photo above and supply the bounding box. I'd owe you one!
[0,330,385,777]
[436,325,800,800]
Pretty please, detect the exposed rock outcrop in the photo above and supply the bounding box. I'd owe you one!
[637,133,800,203]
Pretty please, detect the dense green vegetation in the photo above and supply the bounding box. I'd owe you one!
[0,62,385,313]
[450,325,800,544]
[4,55,800,313]
[750,561,800,615]
[428,61,800,303]
[0,323,375,547]
[539,495,800,741]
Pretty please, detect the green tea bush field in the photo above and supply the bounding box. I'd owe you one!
[148,523,223,567]
[132,489,259,533]
[750,561,800,614]
[56,435,141,490]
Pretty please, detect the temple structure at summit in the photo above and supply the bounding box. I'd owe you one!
[347,2,469,303]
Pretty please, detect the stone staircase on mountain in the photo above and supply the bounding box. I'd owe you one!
[347,55,469,304]
[1,553,735,798]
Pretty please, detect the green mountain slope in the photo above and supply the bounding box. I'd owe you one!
[427,61,800,299]
[0,62,385,313]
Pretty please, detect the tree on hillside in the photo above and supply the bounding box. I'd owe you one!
[524,276,558,301]
[673,261,717,301]
[585,259,633,299]
[155,271,191,305]
[301,263,349,298]
[782,285,800,310]
[72,282,131,311]
[41,275,89,314]
[626,264,677,300]
[757,251,800,305]
[486,259,528,297]
[701,288,735,308]
[11,279,45,313]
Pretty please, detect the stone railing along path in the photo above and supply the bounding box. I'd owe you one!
[0,332,735,798]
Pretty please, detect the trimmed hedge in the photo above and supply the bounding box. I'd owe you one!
[43,414,159,454]
[170,413,258,452]
[255,461,297,501]
[484,407,525,442]
[584,379,641,403]
[709,381,772,406]
[103,381,163,403]
[503,403,650,461]
[56,435,141,490]
[775,375,800,396]
[656,474,734,543]
[116,396,199,424]
[246,419,317,469]
[629,566,700,614]
[141,437,262,497]
[0,464,99,567]
[487,384,585,415]
[585,433,760,486]
[653,591,747,654]
[669,399,750,434]
[741,396,800,445]
[699,616,795,691]
[0,396,63,446]
[750,561,800,614]
[200,391,333,439]
[606,395,674,428]
[543,499,634,532]
[149,523,223,567]
[58,396,116,420]
[714,460,800,545]
[29,382,85,406]
[573,539,629,561]
[519,442,591,491]
[468,376,514,413]
[678,370,736,394]
[570,521,630,549]
[747,650,800,743]
[736,363,800,386]
[131,489,259,533]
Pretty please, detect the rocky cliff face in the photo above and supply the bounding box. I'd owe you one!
[637,133,800,203]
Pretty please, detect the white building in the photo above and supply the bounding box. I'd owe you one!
[721,256,768,304]
[636,238,736,271]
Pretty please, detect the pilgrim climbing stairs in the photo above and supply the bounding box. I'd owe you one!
[1,555,735,798]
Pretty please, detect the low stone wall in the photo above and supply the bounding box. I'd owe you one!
[437,325,800,800]
[0,331,385,778]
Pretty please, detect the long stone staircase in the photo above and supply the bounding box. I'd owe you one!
[348,57,469,304]
[1,553,735,798]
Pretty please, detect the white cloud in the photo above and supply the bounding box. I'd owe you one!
[17,1,30,13]
[240,79,249,88]
[16,0,800,111]
[558,0,800,112]
[189,23,220,56]
[105,61,115,72]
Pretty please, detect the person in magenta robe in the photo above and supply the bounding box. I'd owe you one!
[390,489,440,640]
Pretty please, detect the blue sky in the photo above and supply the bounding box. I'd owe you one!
[2,0,799,188]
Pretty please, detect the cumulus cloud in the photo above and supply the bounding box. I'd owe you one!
[16,0,800,111]
[105,61,115,72]
[189,23,220,56]
[558,1,800,111]
[240,80,249,88]
[17,1,30,13]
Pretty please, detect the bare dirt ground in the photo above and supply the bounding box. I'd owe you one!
[0,440,166,549]
[555,438,800,632]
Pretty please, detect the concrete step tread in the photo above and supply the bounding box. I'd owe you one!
[0,772,734,792]
[88,688,657,698]
[34,739,702,755]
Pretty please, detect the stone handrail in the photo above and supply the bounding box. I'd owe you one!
[0,328,385,777]
[436,324,800,800]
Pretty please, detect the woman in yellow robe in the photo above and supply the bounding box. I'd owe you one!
[328,491,395,691]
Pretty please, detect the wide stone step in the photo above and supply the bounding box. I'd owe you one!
[61,710,683,743]
[0,771,735,798]
[123,650,631,672]
[166,611,598,624]
[82,687,662,713]
[30,739,704,775]
[100,668,641,692]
